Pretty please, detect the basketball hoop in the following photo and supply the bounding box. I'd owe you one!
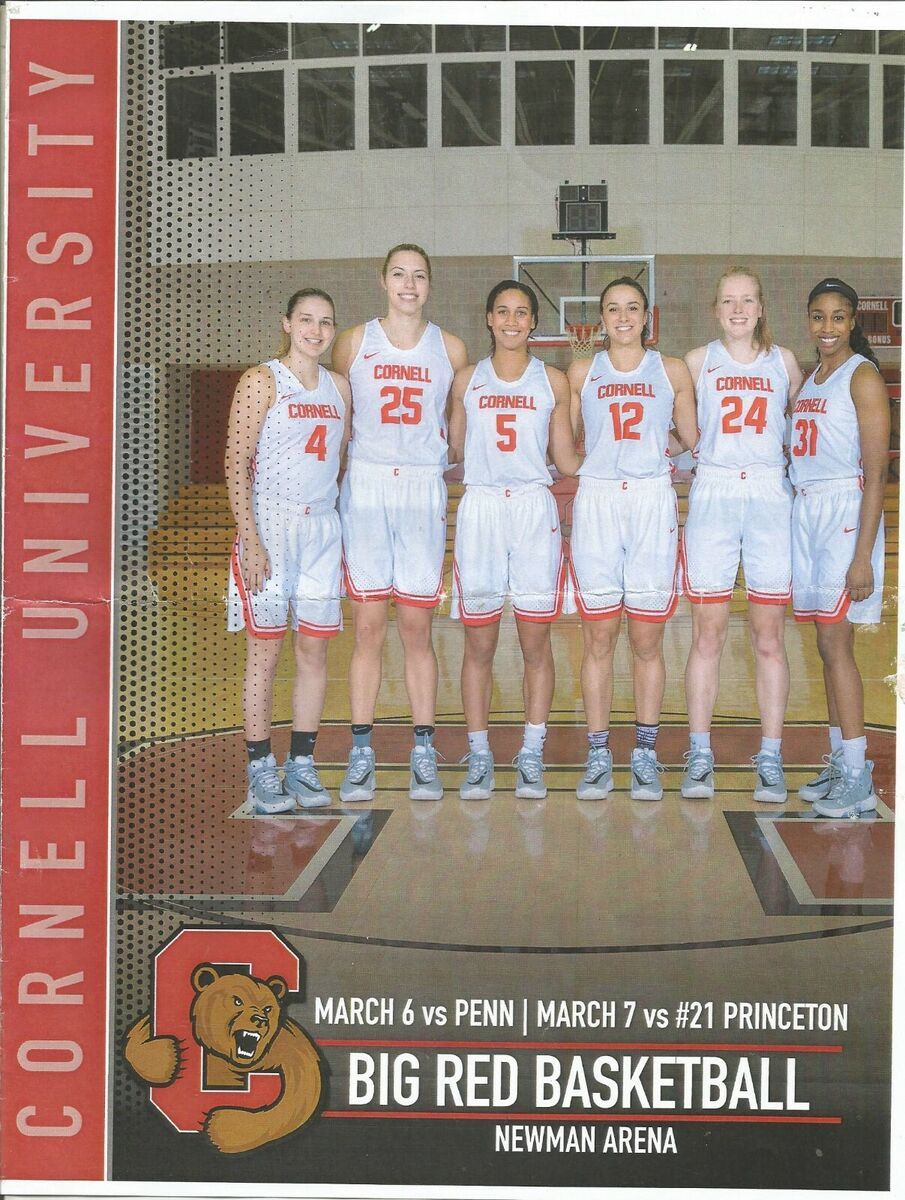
[566,322,602,358]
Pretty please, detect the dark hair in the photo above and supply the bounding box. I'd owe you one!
[485,280,539,353]
[807,283,880,368]
[382,243,432,280]
[599,276,650,348]
[285,288,335,320]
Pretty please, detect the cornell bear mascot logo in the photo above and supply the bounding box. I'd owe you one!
[124,928,322,1154]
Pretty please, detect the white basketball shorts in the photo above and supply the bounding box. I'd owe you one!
[568,474,679,622]
[451,484,566,625]
[228,499,342,638]
[682,465,792,605]
[792,478,884,624]
[340,460,447,607]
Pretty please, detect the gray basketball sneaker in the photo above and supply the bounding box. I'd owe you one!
[247,753,295,815]
[752,751,788,804]
[681,748,715,799]
[459,749,495,800]
[799,749,843,803]
[513,748,547,799]
[339,746,376,803]
[283,754,331,809]
[814,762,877,819]
[577,746,614,800]
[410,742,443,801]
[630,747,666,801]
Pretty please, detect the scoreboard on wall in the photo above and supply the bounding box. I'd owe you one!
[859,297,902,348]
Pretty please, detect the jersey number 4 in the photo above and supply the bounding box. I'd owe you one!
[380,385,423,425]
[304,424,327,461]
[721,395,767,435]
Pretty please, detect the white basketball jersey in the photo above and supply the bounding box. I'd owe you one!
[579,349,674,479]
[348,318,454,467]
[788,354,875,485]
[463,356,555,487]
[251,360,345,507]
[694,340,790,469]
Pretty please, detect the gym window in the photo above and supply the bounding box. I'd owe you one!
[589,59,649,144]
[664,60,724,144]
[442,61,502,147]
[515,61,575,145]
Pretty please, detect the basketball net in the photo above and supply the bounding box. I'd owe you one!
[566,322,602,358]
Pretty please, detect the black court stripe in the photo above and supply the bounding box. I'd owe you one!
[121,897,892,956]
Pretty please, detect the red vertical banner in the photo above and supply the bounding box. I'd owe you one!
[2,19,118,1182]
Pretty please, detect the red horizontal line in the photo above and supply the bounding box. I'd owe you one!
[323,1111,841,1125]
[318,1039,842,1054]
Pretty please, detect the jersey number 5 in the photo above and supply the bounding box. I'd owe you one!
[495,413,517,452]
[721,395,767,435]
[380,385,423,425]
[791,418,819,457]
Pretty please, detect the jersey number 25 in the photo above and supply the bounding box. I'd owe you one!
[380,385,423,425]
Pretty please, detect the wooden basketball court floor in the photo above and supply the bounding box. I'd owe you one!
[112,484,898,1190]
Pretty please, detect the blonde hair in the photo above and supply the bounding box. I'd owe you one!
[382,243,432,280]
[714,266,773,352]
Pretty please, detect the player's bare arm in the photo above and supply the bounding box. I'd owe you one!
[547,364,582,476]
[328,369,353,463]
[567,357,592,441]
[442,331,469,428]
[224,366,275,594]
[780,347,805,412]
[848,363,891,601]
[331,324,365,378]
[447,364,475,466]
[664,355,698,452]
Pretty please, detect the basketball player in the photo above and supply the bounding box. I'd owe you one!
[790,278,889,818]
[448,281,580,801]
[681,268,803,803]
[333,245,467,802]
[226,289,351,813]
[568,278,697,802]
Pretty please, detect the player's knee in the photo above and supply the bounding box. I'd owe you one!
[750,625,785,663]
[583,623,619,660]
[628,625,664,662]
[693,622,728,659]
[815,622,854,664]
[294,634,328,668]
[397,611,434,655]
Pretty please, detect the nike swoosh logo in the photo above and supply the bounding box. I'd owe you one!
[669,527,676,534]
[590,375,603,382]
[364,351,380,360]
[843,526,856,533]
[707,365,722,374]
[471,382,485,391]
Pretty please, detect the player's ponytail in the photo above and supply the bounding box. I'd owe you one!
[850,320,880,367]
